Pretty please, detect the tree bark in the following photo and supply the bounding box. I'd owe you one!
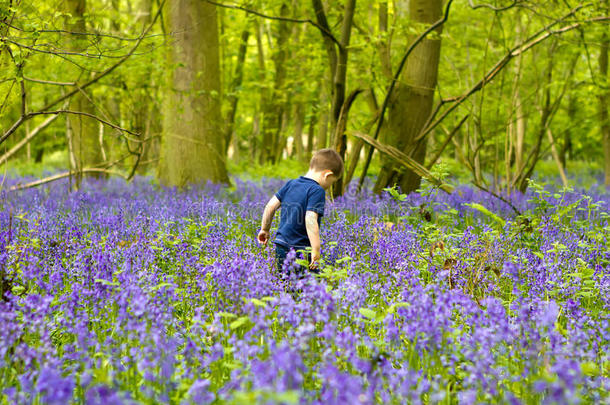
[259,2,290,164]
[292,102,305,161]
[159,0,229,186]
[374,0,443,194]
[600,14,610,188]
[135,0,157,175]
[63,0,103,187]
[225,29,250,157]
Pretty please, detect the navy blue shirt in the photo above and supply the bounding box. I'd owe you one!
[274,176,325,248]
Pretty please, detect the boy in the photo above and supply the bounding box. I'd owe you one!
[257,148,344,272]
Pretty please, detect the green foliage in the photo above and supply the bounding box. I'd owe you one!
[0,0,608,188]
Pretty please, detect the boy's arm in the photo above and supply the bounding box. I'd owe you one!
[305,211,321,269]
[258,196,281,245]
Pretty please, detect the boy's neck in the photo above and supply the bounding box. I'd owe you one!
[304,169,324,185]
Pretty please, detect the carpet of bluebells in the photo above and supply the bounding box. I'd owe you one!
[0,176,608,404]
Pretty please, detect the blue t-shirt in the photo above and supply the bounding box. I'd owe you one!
[274,176,325,248]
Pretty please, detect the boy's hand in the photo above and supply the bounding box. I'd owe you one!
[309,250,320,269]
[257,229,270,246]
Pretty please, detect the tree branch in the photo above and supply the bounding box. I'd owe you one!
[468,0,521,12]
[425,114,469,169]
[415,6,606,144]
[351,131,454,194]
[22,76,76,86]
[204,0,342,48]
[0,0,166,147]
[0,20,163,41]
[8,168,128,191]
[28,109,142,138]
[0,114,59,165]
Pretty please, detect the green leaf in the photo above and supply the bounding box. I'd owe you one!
[359,308,377,320]
[581,361,599,376]
[388,302,410,314]
[217,311,237,319]
[465,203,506,228]
[230,316,249,330]
[94,279,119,287]
[249,298,267,307]
[151,282,174,291]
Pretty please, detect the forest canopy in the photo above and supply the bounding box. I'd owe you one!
[0,0,609,192]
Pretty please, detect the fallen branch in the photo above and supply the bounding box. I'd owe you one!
[8,168,128,191]
[351,131,454,194]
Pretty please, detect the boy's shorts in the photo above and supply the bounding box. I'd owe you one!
[274,243,320,276]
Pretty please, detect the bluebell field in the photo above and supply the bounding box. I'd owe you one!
[0,176,608,404]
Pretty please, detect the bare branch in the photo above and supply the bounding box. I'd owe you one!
[3,38,157,60]
[471,181,522,216]
[425,114,469,169]
[28,110,141,137]
[8,168,128,192]
[23,76,76,86]
[204,0,342,48]
[0,114,59,165]
[468,0,521,12]
[0,20,163,42]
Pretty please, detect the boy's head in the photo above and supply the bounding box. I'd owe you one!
[309,148,344,190]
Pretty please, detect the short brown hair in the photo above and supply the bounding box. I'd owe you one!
[309,148,344,178]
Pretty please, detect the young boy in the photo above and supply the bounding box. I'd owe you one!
[257,148,344,272]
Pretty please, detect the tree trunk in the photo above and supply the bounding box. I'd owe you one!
[344,87,378,188]
[253,21,267,163]
[374,0,443,194]
[135,0,157,175]
[600,17,610,188]
[560,95,575,168]
[159,0,229,186]
[306,106,316,156]
[260,1,290,164]
[292,102,305,161]
[330,0,356,145]
[225,29,250,157]
[63,0,103,188]
[317,75,330,149]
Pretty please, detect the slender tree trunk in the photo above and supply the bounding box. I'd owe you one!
[378,1,392,80]
[254,21,267,163]
[374,0,443,194]
[260,1,290,164]
[317,75,330,149]
[63,0,102,188]
[330,0,356,146]
[560,95,575,168]
[600,18,610,188]
[547,128,568,187]
[306,106,316,156]
[135,0,156,175]
[225,29,250,157]
[292,102,305,161]
[344,87,378,189]
[159,0,228,186]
